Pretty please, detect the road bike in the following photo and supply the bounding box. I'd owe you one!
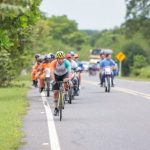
[56,81,66,121]
[44,68,51,97]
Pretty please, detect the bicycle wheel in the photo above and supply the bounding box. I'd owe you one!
[68,88,72,104]
[46,80,50,97]
[47,87,50,97]
[106,76,111,92]
[58,92,64,121]
[59,108,62,121]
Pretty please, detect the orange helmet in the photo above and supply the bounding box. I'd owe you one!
[74,53,78,58]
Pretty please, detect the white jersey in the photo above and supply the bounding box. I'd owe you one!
[70,60,78,69]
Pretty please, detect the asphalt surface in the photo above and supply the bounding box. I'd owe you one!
[19,72,150,150]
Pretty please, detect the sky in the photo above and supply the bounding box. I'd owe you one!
[39,0,126,31]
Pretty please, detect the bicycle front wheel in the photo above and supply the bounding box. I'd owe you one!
[59,108,62,121]
[58,92,64,121]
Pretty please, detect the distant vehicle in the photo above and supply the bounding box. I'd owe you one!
[81,61,89,71]
[89,48,101,64]
[89,48,113,64]
[88,63,98,76]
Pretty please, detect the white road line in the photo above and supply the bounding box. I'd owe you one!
[83,80,150,100]
[41,92,61,150]
[114,87,150,99]
[115,88,138,96]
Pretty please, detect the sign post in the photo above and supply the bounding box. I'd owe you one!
[116,52,126,77]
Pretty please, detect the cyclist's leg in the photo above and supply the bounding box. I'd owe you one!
[53,83,59,115]
[111,72,114,87]
[53,74,64,115]
[39,74,45,92]
[101,72,105,86]
[31,70,36,86]
[62,73,70,91]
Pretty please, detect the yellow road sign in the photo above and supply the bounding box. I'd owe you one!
[116,52,126,61]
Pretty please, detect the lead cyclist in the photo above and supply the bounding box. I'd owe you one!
[50,51,72,116]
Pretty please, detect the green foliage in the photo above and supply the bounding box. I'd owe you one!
[131,55,148,76]
[64,31,89,50]
[0,0,42,86]
[139,66,150,78]
[133,55,148,68]
[0,49,15,86]
[0,75,29,150]
[0,30,14,49]
[48,15,78,40]
[122,42,146,75]
[125,0,150,19]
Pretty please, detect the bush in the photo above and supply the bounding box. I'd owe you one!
[130,68,141,76]
[139,66,150,78]
[122,42,146,76]
[0,49,14,86]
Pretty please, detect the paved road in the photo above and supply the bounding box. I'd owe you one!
[19,73,150,150]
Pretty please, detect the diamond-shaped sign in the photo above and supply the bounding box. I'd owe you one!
[116,52,126,62]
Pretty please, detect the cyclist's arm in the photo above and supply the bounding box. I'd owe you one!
[64,59,72,80]
[50,60,57,80]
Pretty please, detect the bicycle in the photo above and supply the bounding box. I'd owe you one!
[64,85,74,104]
[56,81,67,121]
[44,68,51,97]
[71,68,79,97]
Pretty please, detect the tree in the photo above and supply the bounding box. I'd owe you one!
[63,31,89,50]
[133,55,148,68]
[122,42,146,75]
[125,0,150,19]
[0,0,42,86]
[48,15,78,40]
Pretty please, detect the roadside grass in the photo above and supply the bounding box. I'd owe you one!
[0,75,30,150]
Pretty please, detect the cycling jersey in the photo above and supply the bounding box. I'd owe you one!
[75,60,84,71]
[51,59,71,76]
[70,60,78,69]
[100,58,115,69]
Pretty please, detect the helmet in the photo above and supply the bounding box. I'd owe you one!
[35,54,40,59]
[44,54,50,60]
[49,53,55,59]
[100,50,105,55]
[104,49,113,54]
[66,53,71,59]
[70,51,75,56]
[74,53,78,58]
[56,51,65,59]
[37,56,43,62]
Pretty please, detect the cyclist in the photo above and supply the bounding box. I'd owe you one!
[66,53,80,95]
[31,54,40,87]
[100,52,116,87]
[73,53,84,89]
[38,54,53,92]
[48,53,55,63]
[50,51,72,116]
[70,51,75,58]
[66,53,78,69]
[97,50,106,86]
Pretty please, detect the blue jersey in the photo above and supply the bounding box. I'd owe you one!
[75,60,84,71]
[100,58,115,68]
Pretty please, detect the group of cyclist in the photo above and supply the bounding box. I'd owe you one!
[31,51,83,115]
[31,49,118,114]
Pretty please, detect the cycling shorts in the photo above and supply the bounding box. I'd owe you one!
[53,72,68,90]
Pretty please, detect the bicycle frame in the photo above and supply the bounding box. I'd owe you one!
[56,81,66,121]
